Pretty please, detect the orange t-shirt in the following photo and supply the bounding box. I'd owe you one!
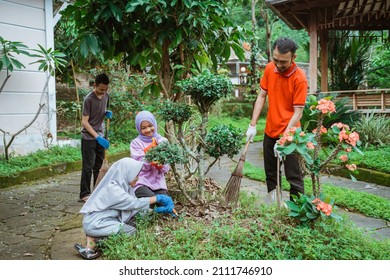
[260,62,308,138]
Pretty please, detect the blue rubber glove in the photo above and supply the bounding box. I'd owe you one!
[154,194,174,214]
[105,110,112,119]
[96,135,110,149]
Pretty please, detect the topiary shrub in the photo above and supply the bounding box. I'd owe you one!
[144,141,188,165]
[205,124,243,158]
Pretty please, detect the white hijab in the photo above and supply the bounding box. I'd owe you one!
[80,157,143,217]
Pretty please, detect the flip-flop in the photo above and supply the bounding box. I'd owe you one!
[74,243,101,260]
[77,195,90,203]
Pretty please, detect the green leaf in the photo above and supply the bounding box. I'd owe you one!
[302,153,313,165]
[109,3,122,22]
[283,143,297,154]
[85,34,99,55]
[285,201,300,212]
[306,212,318,219]
[138,54,148,69]
[288,212,301,217]
[296,144,307,154]
[353,145,364,155]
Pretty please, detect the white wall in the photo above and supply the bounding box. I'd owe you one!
[0,0,56,156]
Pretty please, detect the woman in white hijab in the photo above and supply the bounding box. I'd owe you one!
[74,157,174,260]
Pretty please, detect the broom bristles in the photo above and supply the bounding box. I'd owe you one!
[224,160,245,204]
[94,159,110,190]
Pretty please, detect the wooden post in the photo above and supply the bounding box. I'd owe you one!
[381,90,385,111]
[309,8,318,94]
[320,30,328,92]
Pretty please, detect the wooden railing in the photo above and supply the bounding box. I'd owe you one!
[322,89,390,113]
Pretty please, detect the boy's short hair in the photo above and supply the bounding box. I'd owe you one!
[95,73,110,86]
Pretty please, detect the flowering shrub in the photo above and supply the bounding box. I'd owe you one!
[286,193,342,226]
[277,95,363,225]
[277,95,363,197]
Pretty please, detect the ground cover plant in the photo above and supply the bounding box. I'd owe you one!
[98,191,390,260]
[242,162,390,221]
[0,142,129,177]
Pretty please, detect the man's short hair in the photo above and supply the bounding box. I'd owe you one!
[95,73,110,86]
[272,37,298,55]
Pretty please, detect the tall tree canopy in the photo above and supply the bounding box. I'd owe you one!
[60,0,246,100]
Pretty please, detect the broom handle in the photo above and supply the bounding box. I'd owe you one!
[242,138,252,157]
[105,119,110,139]
[104,119,110,160]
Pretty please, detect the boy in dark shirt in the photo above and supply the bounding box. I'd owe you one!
[79,73,112,202]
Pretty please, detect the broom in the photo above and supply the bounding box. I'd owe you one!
[93,119,110,191]
[224,138,252,205]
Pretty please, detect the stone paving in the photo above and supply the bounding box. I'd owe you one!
[0,141,389,260]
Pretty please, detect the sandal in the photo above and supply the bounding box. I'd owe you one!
[74,243,101,260]
[77,195,90,203]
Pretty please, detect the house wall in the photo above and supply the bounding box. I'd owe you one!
[0,0,56,156]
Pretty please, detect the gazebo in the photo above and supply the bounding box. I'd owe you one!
[266,0,390,93]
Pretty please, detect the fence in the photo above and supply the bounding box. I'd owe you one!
[322,89,390,113]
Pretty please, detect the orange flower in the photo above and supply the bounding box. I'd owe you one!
[346,164,357,171]
[306,142,315,149]
[331,122,350,130]
[312,198,333,216]
[347,132,360,147]
[339,154,348,162]
[316,99,336,114]
[338,130,349,142]
[312,126,327,134]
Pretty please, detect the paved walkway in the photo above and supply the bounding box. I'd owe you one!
[0,142,389,260]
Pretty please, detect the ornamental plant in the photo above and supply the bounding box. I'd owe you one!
[205,124,242,159]
[286,193,342,226]
[144,141,188,165]
[155,72,242,203]
[276,95,363,214]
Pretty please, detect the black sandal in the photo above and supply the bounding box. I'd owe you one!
[74,243,101,260]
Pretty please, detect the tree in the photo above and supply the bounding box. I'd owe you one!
[328,31,374,90]
[0,36,66,160]
[366,40,390,88]
[60,0,246,100]
[146,72,243,203]
[58,0,247,202]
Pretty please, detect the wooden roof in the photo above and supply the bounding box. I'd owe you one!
[266,0,390,31]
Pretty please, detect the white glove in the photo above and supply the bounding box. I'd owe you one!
[246,124,256,142]
[274,143,282,160]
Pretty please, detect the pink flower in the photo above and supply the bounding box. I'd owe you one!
[346,164,357,171]
[345,147,352,153]
[339,154,348,162]
[316,99,336,114]
[347,132,360,147]
[307,142,315,149]
[278,127,298,146]
[331,122,350,130]
[288,127,297,134]
[312,198,333,216]
[278,138,286,146]
[312,126,327,134]
[338,130,349,142]
[299,132,306,137]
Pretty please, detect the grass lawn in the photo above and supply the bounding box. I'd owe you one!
[98,192,390,260]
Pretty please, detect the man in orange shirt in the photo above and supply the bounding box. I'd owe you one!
[246,37,307,200]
